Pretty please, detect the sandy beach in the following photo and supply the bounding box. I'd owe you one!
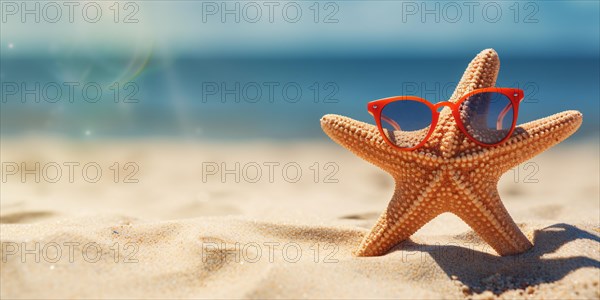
[1,137,599,299]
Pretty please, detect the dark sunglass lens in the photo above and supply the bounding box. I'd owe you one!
[459,92,514,145]
[380,100,432,148]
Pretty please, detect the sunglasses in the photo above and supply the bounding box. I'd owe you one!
[367,87,524,150]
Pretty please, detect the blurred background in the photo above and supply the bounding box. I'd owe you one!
[1,0,598,141]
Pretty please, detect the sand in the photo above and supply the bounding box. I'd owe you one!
[1,137,599,299]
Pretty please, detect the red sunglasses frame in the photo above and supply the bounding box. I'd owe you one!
[367,87,525,151]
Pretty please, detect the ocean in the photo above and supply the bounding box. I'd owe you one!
[1,56,598,141]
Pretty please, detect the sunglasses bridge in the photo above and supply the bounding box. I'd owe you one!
[432,101,455,112]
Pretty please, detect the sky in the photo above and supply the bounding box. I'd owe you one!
[1,0,598,58]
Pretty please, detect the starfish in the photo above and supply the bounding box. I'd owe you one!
[321,49,583,257]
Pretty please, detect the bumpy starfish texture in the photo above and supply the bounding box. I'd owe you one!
[321,49,582,257]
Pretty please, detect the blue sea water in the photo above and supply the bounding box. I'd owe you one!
[1,56,598,141]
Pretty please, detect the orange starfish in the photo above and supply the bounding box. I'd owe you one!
[321,49,582,257]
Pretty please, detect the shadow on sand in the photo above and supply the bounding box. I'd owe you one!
[395,223,600,294]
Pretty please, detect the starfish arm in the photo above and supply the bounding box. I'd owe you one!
[354,175,444,256]
[320,114,416,173]
[448,48,500,103]
[451,179,533,256]
[491,110,582,172]
[426,48,501,157]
